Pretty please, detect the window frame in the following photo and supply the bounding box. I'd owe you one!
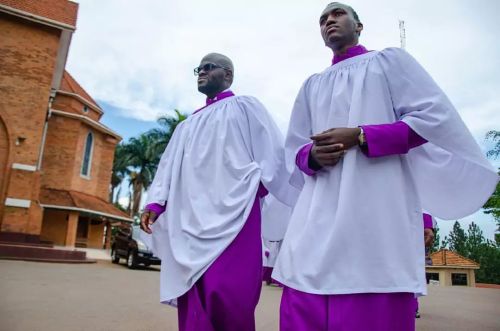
[451,273,468,286]
[80,131,94,179]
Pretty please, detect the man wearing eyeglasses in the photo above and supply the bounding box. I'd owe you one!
[272,2,498,330]
[141,53,297,331]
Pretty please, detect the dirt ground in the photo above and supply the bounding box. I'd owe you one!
[0,259,499,331]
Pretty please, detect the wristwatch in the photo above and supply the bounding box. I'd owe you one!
[358,127,367,147]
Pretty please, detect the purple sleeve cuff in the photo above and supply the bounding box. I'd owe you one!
[423,213,434,229]
[361,121,427,158]
[296,143,317,176]
[145,203,166,216]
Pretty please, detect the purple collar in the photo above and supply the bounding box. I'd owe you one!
[332,44,369,65]
[194,90,235,114]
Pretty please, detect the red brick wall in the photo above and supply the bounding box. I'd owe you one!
[40,115,80,190]
[87,220,104,248]
[0,13,61,235]
[0,14,59,165]
[0,117,9,224]
[0,0,78,27]
[52,94,102,122]
[40,209,67,245]
[41,115,118,201]
[70,123,117,201]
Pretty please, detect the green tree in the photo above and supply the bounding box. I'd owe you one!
[485,130,500,159]
[110,143,130,203]
[466,222,484,255]
[430,224,442,253]
[112,110,188,217]
[465,222,500,284]
[474,241,500,284]
[126,133,159,217]
[483,130,500,244]
[445,221,500,284]
[148,109,187,164]
[448,221,467,256]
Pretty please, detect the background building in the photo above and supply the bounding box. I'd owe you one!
[426,249,480,287]
[0,0,130,255]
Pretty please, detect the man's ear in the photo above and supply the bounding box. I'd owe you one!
[356,22,363,36]
[225,70,234,84]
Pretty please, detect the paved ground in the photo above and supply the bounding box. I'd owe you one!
[0,259,499,331]
[54,246,112,260]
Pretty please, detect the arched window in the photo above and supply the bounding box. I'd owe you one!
[81,132,93,177]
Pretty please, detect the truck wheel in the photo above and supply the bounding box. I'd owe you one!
[127,250,138,269]
[111,249,120,264]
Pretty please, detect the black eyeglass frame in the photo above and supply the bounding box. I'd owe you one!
[193,63,230,76]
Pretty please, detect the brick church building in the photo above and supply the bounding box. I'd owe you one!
[0,0,130,253]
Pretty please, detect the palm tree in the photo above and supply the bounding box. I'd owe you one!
[125,133,159,217]
[148,109,187,162]
[112,109,188,217]
[110,143,129,203]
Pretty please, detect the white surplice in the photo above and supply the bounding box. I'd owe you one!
[144,95,298,303]
[273,48,498,296]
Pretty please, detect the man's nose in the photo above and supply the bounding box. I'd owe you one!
[326,14,337,24]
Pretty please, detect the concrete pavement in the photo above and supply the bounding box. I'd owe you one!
[0,259,499,331]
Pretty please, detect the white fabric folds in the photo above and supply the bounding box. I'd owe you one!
[145,95,298,303]
[273,48,498,296]
[261,194,293,241]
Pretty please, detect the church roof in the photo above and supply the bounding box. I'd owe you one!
[60,71,101,111]
[40,188,131,222]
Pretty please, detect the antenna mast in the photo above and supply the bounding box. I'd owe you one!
[399,20,406,49]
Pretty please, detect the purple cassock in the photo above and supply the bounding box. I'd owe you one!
[145,91,270,331]
[177,184,268,331]
[281,45,428,331]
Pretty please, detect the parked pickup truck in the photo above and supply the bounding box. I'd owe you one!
[111,225,160,269]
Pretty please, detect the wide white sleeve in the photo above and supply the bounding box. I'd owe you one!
[145,122,185,206]
[377,48,498,219]
[283,79,314,190]
[236,96,299,207]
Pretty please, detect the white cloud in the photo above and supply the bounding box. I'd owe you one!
[67,0,500,137]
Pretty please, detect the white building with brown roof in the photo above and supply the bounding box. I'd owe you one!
[426,249,480,287]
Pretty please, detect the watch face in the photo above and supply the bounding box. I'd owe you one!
[358,131,365,145]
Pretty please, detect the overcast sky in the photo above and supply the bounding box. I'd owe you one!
[66,0,499,240]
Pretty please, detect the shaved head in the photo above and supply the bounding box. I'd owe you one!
[197,53,234,98]
[320,2,360,23]
[201,53,234,74]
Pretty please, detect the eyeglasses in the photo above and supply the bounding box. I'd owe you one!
[193,63,229,76]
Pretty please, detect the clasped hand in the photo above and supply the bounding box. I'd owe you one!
[310,127,361,167]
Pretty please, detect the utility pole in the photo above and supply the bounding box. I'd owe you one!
[399,20,406,50]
